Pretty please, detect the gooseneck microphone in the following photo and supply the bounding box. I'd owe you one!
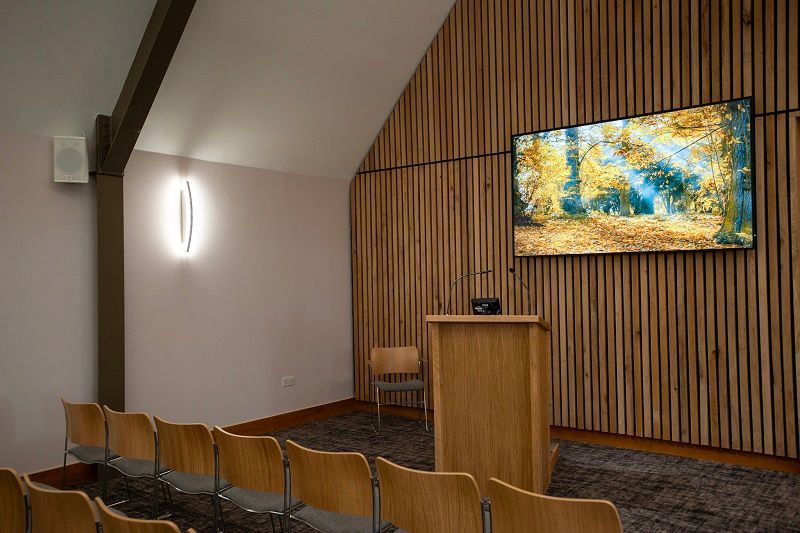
[509,267,533,315]
[445,270,493,314]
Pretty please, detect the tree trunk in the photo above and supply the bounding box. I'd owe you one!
[716,101,752,245]
[560,128,586,215]
[619,188,631,216]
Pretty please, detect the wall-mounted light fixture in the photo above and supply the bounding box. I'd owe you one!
[180,180,193,253]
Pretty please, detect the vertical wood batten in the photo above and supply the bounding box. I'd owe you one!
[349,0,800,458]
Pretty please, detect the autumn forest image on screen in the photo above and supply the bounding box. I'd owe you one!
[512,98,753,256]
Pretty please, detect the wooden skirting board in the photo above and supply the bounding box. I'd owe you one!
[28,463,97,488]
[222,398,356,436]
[551,426,800,475]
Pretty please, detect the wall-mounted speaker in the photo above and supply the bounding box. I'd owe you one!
[54,136,88,183]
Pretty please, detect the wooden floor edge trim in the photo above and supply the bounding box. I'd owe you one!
[222,397,357,436]
[351,399,435,421]
[27,462,97,487]
[551,426,800,474]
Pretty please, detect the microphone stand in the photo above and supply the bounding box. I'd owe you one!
[445,270,493,314]
[508,266,533,315]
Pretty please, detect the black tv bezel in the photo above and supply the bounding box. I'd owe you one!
[510,96,756,258]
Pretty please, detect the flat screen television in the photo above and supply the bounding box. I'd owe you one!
[511,97,753,257]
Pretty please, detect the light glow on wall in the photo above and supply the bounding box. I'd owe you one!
[180,180,193,253]
[161,177,207,259]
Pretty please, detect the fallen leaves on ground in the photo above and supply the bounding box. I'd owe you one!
[514,213,740,256]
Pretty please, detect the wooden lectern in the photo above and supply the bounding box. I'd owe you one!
[426,315,556,495]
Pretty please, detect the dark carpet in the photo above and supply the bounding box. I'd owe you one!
[78,411,800,532]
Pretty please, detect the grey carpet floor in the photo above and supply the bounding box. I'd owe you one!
[78,411,800,532]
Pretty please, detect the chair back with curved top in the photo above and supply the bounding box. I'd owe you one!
[0,468,26,533]
[104,406,157,461]
[376,457,483,533]
[24,474,97,533]
[286,440,373,517]
[487,477,623,533]
[62,398,106,448]
[96,497,184,533]
[212,427,284,494]
[369,346,421,376]
[153,416,215,476]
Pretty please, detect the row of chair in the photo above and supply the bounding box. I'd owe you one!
[55,399,622,532]
[0,467,195,533]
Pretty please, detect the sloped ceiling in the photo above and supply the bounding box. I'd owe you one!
[0,0,156,140]
[0,0,455,180]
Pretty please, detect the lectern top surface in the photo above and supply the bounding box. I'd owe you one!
[426,314,550,330]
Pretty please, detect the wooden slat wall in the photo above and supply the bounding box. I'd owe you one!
[350,0,800,457]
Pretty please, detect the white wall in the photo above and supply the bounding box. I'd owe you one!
[123,150,353,426]
[0,130,97,473]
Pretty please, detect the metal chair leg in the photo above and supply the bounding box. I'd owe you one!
[376,389,382,435]
[101,462,109,500]
[60,450,68,489]
[211,494,218,532]
[151,476,159,518]
[423,389,429,431]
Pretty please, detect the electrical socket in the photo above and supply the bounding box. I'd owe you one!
[281,375,296,387]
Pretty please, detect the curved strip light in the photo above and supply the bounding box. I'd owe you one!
[180,180,194,253]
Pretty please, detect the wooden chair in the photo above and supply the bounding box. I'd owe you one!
[369,346,428,433]
[95,497,197,533]
[0,468,27,533]
[487,477,623,533]
[212,427,290,532]
[286,439,385,533]
[153,416,229,531]
[61,398,117,496]
[105,406,169,516]
[375,457,484,533]
[23,474,99,533]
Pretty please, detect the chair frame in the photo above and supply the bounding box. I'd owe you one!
[0,468,27,533]
[61,399,111,499]
[95,496,189,533]
[487,477,623,533]
[24,474,100,533]
[375,457,485,533]
[368,346,429,434]
[104,406,172,518]
[285,440,385,533]
[153,417,227,532]
[212,427,294,533]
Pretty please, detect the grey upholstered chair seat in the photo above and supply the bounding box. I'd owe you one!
[67,445,118,464]
[108,457,170,478]
[373,379,425,392]
[219,485,299,514]
[292,505,391,533]
[160,471,230,495]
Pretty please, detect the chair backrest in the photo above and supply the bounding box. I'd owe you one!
[62,398,106,447]
[153,416,215,476]
[104,406,157,461]
[212,427,284,494]
[23,475,97,533]
[376,457,483,533]
[0,468,26,533]
[96,497,181,533]
[487,477,622,533]
[286,440,373,517]
[370,346,420,376]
